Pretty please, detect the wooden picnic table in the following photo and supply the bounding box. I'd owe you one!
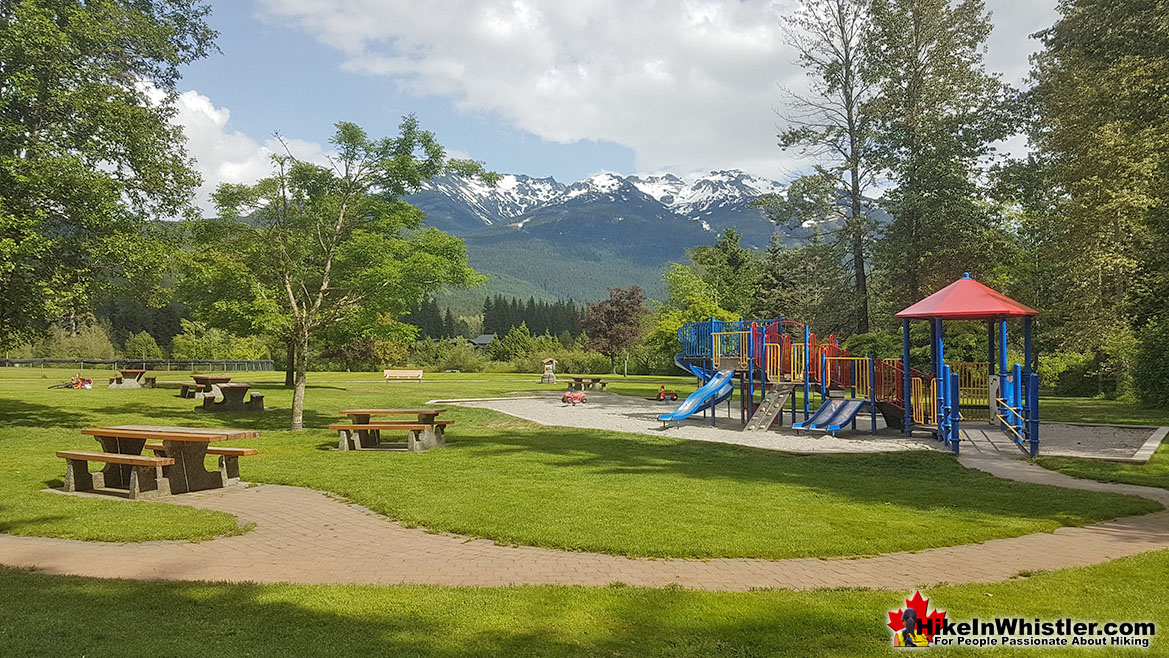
[182,374,233,399]
[339,408,446,424]
[83,425,259,494]
[109,369,153,389]
[335,409,449,451]
[199,382,264,412]
[567,376,607,391]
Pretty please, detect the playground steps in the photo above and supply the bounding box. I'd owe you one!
[744,383,796,432]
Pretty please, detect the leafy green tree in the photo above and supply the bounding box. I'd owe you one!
[0,0,216,347]
[170,319,233,360]
[124,331,164,360]
[751,232,855,334]
[201,118,491,429]
[488,323,536,362]
[1027,0,1169,353]
[769,0,878,333]
[866,0,1015,310]
[686,228,761,318]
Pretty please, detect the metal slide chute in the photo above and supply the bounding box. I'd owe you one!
[793,399,868,435]
[658,368,735,424]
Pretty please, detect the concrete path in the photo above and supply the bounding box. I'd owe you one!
[2,452,1167,591]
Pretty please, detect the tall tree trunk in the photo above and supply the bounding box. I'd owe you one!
[849,165,869,334]
[284,336,295,387]
[290,324,309,431]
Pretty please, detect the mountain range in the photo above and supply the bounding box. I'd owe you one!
[407,169,835,312]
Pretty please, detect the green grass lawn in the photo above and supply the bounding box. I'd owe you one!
[1040,394,1169,426]
[1037,443,1169,491]
[0,368,1159,558]
[3,545,1167,657]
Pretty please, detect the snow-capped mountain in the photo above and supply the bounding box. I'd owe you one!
[410,169,788,242]
[406,169,818,304]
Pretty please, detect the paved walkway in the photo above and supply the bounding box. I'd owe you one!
[2,452,1168,591]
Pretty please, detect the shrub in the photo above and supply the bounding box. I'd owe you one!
[842,332,900,359]
[1135,319,1169,407]
[434,342,486,372]
[123,331,164,360]
[35,324,117,359]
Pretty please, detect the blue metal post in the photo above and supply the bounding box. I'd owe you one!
[803,325,811,420]
[1027,373,1040,457]
[950,370,961,453]
[935,320,945,429]
[902,319,912,435]
[999,319,1008,377]
[869,355,877,435]
[1012,362,1024,442]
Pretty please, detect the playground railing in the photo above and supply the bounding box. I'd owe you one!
[912,377,938,426]
[949,361,992,421]
[823,356,871,397]
[712,330,751,369]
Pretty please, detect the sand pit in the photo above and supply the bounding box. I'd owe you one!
[440,391,937,454]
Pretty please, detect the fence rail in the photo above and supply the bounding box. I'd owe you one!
[0,358,275,372]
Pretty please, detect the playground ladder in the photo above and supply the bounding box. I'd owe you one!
[743,383,796,432]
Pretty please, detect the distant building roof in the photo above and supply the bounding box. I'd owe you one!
[470,334,496,347]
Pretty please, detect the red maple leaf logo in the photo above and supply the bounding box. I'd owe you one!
[887,591,947,642]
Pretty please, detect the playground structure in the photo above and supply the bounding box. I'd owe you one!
[663,274,1040,455]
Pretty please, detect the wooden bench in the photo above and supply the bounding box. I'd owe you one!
[384,369,423,382]
[57,450,174,500]
[329,420,453,452]
[145,443,258,481]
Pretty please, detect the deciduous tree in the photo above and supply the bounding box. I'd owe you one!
[0,0,216,346]
[196,117,491,430]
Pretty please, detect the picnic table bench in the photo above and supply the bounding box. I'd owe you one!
[58,425,260,499]
[108,369,156,389]
[332,409,451,451]
[197,382,265,412]
[384,369,423,382]
[567,376,607,391]
[180,374,232,399]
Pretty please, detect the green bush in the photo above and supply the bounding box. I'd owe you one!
[1035,351,1090,390]
[123,331,164,360]
[842,332,900,359]
[33,324,117,359]
[435,342,487,372]
[1135,319,1169,407]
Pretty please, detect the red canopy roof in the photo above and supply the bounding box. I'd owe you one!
[895,274,1038,321]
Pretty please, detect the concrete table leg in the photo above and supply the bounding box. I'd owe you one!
[162,440,227,494]
[93,436,146,489]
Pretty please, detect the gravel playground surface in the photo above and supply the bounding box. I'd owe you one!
[444,391,938,454]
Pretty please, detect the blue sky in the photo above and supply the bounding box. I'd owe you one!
[172,0,1058,209]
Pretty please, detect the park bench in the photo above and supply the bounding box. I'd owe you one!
[145,443,258,482]
[57,449,174,500]
[384,369,423,382]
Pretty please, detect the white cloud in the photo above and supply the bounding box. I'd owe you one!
[171,89,328,213]
[257,0,1058,181]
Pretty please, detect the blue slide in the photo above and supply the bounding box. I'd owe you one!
[793,399,867,434]
[659,365,735,424]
